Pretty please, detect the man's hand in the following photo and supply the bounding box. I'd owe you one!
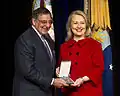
[53,78,69,88]
[56,67,60,77]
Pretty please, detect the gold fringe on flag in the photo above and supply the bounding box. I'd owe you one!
[87,0,111,30]
[91,0,95,27]
[99,0,104,29]
[104,0,111,29]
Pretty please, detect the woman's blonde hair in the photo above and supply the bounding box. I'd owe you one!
[65,10,90,41]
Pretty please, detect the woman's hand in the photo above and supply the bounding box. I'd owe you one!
[71,78,84,87]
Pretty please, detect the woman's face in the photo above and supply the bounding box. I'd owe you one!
[71,14,86,38]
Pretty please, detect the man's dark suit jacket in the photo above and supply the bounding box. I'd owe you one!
[12,27,56,96]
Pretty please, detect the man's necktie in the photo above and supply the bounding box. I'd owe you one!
[43,33,55,51]
[41,35,53,62]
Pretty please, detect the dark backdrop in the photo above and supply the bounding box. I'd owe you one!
[5,0,119,96]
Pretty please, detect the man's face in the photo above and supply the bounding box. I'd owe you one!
[33,14,53,34]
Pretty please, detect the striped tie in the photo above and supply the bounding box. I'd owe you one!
[41,35,53,62]
[43,33,55,51]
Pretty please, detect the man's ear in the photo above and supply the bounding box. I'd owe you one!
[32,18,36,26]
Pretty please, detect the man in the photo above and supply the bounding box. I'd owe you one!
[12,7,68,96]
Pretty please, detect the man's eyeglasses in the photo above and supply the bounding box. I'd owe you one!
[37,19,53,25]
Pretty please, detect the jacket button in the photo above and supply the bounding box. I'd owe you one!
[75,62,78,65]
[76,52,80,56]
[69,52,72,56]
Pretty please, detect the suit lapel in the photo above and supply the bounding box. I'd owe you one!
[30,27,55,69]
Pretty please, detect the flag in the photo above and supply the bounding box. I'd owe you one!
[101,30,113,96]
[91,28,113,96]
[103,42,113,96]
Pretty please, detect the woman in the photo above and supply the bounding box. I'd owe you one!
[56,10,104,96]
